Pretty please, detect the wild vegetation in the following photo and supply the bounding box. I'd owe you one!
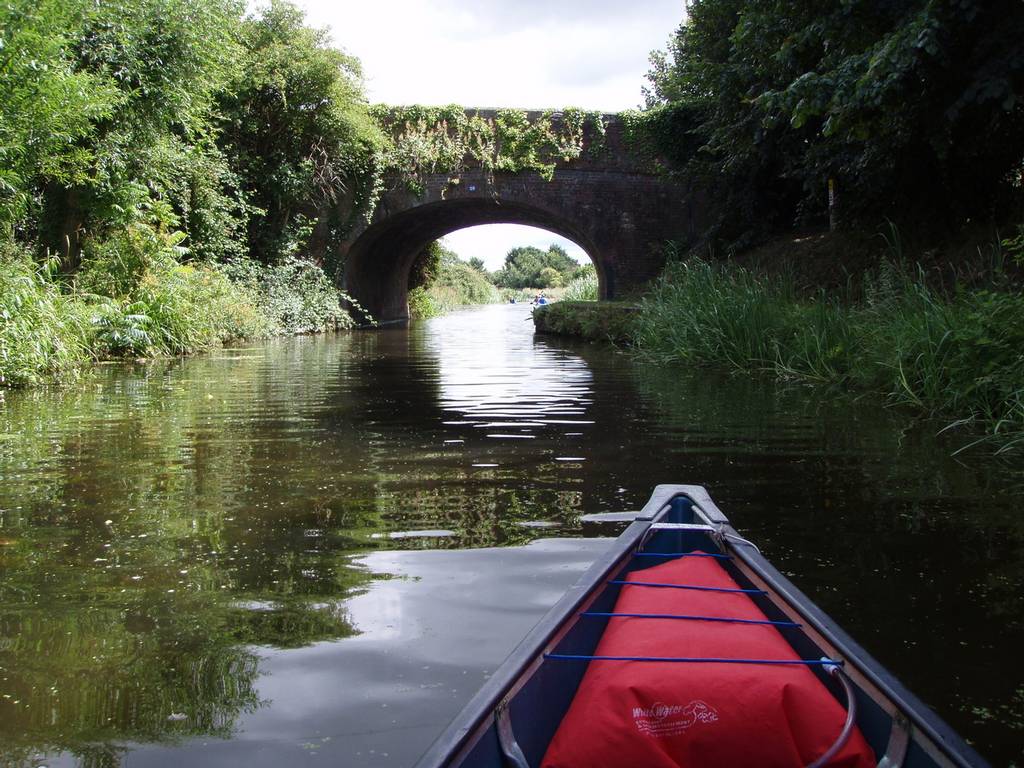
[533,300,635,343]
[635,0,1024,249]
[218,2,385,273]
[407,243,500,319]
[560,265,599,302]
[0,236,360,388]
[0,0,381,388]
[1,247,90,387]
[372,105,607,192]
[632,251,1024,451]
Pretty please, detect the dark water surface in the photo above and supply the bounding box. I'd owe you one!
[1,304,1022,766]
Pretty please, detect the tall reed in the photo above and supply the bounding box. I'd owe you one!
[1,235,355,387]
[561,271,599,302]
[633,258,1024,450]
[0,248,90,386]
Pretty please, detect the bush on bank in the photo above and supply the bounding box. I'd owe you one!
[224,257,356,335]
[409,254,500,319]
[0,237,354,387]
[633,259,1024,450]
[561,268,599,302]
[76,220,269,358]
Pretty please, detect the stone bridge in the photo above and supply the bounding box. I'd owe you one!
[340,109,703,323]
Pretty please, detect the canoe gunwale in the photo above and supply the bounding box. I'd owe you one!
[411,484,990,768]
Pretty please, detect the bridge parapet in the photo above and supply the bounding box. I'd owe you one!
[371,106,650,183]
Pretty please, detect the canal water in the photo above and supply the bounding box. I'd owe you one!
[1,303,1021,766]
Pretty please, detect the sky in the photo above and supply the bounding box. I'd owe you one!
[295,0,685,269]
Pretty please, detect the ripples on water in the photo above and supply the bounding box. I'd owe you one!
[0,304,1022,766]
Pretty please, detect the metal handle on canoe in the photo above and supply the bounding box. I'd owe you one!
[496,701,529,768]
[712,524,763,555]
[806,660,858,768]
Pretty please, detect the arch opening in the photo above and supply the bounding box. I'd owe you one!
[344,197,609,323]
[441,224,591,283]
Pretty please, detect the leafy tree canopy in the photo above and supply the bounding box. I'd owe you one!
[641,0,1024,247]
[491,244,585,289]
[1,0,244,249]
[218,0,384,266]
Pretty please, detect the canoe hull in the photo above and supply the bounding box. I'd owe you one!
[414,485,988,768]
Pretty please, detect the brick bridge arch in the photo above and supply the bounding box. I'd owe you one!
[339,110,704,323]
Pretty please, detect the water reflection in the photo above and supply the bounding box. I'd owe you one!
[431,307,594,439]
[0,304,1021,765]
[0,306,613,766]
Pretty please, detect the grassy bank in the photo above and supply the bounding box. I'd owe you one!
[632,258,1024,452]
[533,301,637,343]
[408,256,500,319]
[0,242,354,389]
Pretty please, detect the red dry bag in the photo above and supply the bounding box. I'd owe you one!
[541,555,875,768]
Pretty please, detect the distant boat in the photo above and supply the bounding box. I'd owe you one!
[414,485,988,768]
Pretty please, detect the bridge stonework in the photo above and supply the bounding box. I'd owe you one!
[340,110,703,323]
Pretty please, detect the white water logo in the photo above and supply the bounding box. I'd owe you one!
[631,700,719,738]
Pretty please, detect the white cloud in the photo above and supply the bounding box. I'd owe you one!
[296,1,683,109]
